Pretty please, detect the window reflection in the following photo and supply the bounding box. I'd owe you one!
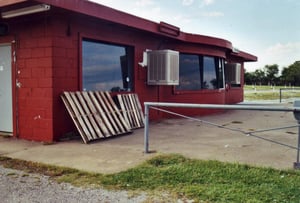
[177,54,201,90]
[82,40,133,92]
[176,54,224,91]
[203,56,217,89]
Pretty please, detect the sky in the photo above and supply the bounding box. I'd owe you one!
[90,0,300,73]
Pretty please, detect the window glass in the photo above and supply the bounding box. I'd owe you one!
[217,58,225,89]
[176,54,224,91]
[82,40,133,92]
[203,56,217,89]
[177,54,201,90]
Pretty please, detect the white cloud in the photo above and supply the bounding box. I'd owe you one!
[182,0,194,6]
[135,0,154,7]
[201,11,224,17]
[245,42,300,72]
[264,42,300,67]
[266,42,300,55]
[201,0,215,6]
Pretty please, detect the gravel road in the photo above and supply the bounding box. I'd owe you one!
[0,165,149,203]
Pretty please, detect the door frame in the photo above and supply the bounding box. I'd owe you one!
[0,36,17,136]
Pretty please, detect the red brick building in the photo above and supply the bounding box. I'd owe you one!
[0,0,256,142]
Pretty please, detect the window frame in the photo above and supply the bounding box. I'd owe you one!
[174,53,225,94]
[80,37,134,92]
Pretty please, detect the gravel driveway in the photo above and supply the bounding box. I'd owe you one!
[0,165,148,203]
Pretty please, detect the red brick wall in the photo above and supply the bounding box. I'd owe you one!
[12,17,54,141]
[6,11,244,142]
[51,17,78,140]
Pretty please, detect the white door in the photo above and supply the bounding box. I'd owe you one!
[0,44,13,133]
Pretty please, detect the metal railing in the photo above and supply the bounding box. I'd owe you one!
[279,88,300,103]
[144,101,300,169]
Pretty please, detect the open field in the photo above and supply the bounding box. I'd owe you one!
[244,85,300,101]
[244,85,300,91]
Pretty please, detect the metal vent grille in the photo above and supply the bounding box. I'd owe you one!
[147,50,179,85]
[225,63,241,85]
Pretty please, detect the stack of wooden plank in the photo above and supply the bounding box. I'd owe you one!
[116,94,144,129]
[61,91,132,143]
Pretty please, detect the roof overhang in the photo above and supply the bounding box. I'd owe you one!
[0,0,257,62]
[0,0,27,7]
[230,51,258,62]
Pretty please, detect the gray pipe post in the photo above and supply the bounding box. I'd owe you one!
[144,104,150,153]
[294,100,300,169]
[279,89,282,103]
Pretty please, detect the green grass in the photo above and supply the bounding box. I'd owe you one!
[244,85,300,101]
[244,91,300,101]
[1,154,300,202]
[244,85,299,91]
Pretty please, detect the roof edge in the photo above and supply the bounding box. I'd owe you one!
[1,0,256,60]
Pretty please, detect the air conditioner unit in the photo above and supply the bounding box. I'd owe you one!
[225,63,241,85]
[147,50,179,85]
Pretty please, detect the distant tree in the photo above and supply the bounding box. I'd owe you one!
[264,64,279,85]
[244,71,255,85]
[254,69,266,85]
[281,61,300,86]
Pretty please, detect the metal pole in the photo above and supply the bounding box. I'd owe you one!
[279,88,282,103]
[294,124,300,168]
[294,100,300,169]
[144,102,300,112]
[144,101,300,168]
[294,123,300,169]
[144,104,150,153]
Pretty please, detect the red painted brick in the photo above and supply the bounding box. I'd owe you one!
[66,48,77,58]
[38,119,52,129]
[53,47,66,57]
[38,57,52,68]
[31,48,45,58]
[32,88,52,98]
[44,108,53,119]
[37,38,52,47]
[38,78,53,88]
[18,88,32,98]
[25,58,39,68]
[20,38,38,49]
[32,128,53,142]
[54,68,68,78]
[18,48,32,59]
[44,68,53,77]
[17,59,26,69]
[20,78,39,88]
[31,26,49,38]
[45,47,52,57]
[26,98,52,109]
[18,127,33,139]
[53,37,74,48]
[31,68,45,78]
[19,68,32,78]
[53,57,71,67]
[67,69,77,78]
[53,78,77,89]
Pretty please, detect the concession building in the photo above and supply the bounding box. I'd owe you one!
[0,0,257,142]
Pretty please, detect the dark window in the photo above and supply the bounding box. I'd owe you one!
[82,40,133,92]
[217,58,225,89]
[176,54,224,91]
[177,54,201,90]
[203,56,217,89]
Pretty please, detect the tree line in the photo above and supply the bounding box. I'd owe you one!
[244,61,300,86]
